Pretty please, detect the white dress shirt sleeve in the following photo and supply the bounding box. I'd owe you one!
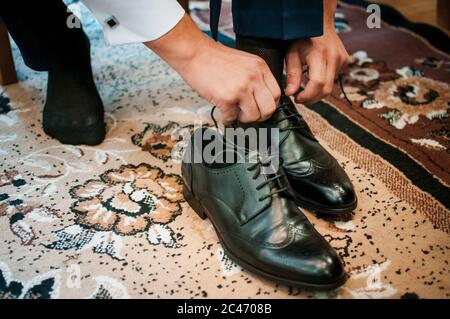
[81,0,185,46]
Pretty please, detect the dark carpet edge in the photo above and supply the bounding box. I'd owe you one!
[307,101,450,210]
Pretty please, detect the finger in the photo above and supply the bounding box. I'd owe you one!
[339,47,350,71]
[219,105,240,125]
[237,90,261,123]
[296,52,327,104]
[336,57,345,76]
[227,47,281,104]
[285,48,302,96]
[253,82,277,122]
[322,56,338,99]
[262,67,281,105]
[334,54,345,77]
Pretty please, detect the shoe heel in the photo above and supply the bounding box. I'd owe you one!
[183,186,207,220]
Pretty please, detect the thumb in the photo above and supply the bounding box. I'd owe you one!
[285,48,302,96]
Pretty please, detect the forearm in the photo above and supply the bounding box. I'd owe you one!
[143,13,280,124]
[144,14,214,75]
[323,0,337,30]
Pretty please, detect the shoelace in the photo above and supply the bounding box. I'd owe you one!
[247,156,288,202]
[210,78,351,131]
[209,107,288,202]
[274,101,309,132]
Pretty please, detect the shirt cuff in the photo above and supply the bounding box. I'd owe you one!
[82,0,185,45]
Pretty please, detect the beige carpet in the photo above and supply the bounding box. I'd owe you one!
[0,3,448,299]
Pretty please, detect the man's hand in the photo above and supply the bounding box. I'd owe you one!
[146,14,280,124]
[180,42,281,124]
[285,0,350,104]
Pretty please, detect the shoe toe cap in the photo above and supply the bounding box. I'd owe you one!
[260,232,347,287]
[289,165,357,210]
[313,252,346,284]
[321,179,356,207]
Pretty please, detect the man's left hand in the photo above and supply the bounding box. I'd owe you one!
[285,27,350,104]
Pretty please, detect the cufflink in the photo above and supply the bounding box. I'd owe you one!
[105,16,120,29]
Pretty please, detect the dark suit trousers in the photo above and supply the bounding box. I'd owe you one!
[0,1,86,71]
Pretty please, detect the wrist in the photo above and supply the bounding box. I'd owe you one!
[323,0,337,31]
[323,22,337,37]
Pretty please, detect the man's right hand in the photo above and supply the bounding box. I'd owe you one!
[181,41,281,123]
[145,14,280,124]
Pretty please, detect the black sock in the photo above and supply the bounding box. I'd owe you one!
[235,34,290,89]
[43,33,105,145]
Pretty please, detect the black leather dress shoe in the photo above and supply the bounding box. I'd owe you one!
[182,128,347,289]
[236,96,357,216]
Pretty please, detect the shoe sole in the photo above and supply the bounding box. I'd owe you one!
[295,197,358,217]
[183,186,348,291]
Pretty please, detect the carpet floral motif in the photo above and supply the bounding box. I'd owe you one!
[132,122,196,162]
[343,51,450,130]
[46,163,185,259]
[0,170,61,245]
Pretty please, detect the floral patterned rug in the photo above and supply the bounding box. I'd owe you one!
[0,1,449,299]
